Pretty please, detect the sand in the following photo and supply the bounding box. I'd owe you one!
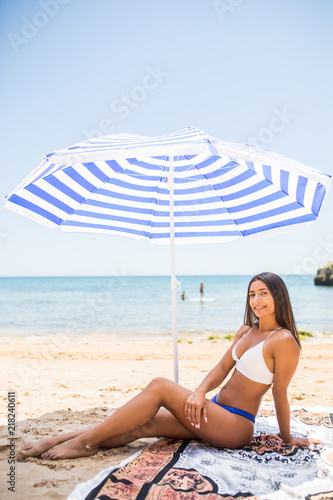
[0,333,332,499]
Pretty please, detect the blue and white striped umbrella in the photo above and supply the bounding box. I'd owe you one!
[5,127,331,244]
[5,127,331,381]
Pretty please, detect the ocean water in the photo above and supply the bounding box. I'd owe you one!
[0,275,332,338]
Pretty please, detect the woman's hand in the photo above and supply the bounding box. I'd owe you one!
[285,436,323,448]
[184,389,208,429]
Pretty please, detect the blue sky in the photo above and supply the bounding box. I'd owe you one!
[0,0,332,277]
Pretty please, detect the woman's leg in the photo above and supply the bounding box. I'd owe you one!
[20,426,95,458]
[41,377,192,459]
[99,408,197,448]
[41,378,254,459]
[20,406,196,458]
[20,408,196,458]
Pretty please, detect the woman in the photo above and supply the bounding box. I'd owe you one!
[21,272,317,460]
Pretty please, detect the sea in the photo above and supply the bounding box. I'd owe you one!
[0,275,332,339]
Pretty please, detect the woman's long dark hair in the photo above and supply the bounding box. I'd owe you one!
[244,272,301,348]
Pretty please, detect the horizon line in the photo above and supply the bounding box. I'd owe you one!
[0,273,315,278]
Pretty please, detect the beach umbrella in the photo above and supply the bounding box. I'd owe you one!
[5,127,331,382]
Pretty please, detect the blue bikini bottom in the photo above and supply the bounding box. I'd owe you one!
[212,395,255,424]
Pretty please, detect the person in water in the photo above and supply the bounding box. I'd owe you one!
[21,272,319,460]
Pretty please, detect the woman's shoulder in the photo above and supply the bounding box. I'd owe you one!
[271,328,300,352]
[235,324,252,339]
[274,328,296,341]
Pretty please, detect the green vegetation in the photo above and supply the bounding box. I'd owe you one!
[178,338,193,344]
[223,334,235,341]
[298,330,313,341]
[207,335,220,340]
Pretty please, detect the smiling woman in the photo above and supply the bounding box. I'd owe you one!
[250,282,276,318]
[20,272,321,461]
[244,272,301,349]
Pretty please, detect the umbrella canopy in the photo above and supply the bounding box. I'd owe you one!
[5,127,331,243]
[5,127,331,381]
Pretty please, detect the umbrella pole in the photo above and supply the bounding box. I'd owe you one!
[169,154,179,384]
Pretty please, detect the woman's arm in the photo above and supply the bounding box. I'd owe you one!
[272,333,310,446]
[185,324,250,428]
[193,350,235,395]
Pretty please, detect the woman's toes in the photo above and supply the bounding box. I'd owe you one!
[21,443,33,452]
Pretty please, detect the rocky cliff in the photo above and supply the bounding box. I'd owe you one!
[314,261,333,286]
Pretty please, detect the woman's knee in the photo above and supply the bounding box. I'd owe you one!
[146,377,176,399]
[147,377,170,392]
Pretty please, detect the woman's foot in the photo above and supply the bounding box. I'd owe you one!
[41,435,98,460]
[20,436,63,458]
[20,427,89,458]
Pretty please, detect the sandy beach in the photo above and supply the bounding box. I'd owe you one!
[1,333,332,499]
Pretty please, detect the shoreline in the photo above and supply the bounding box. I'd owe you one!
[1,329,333,342]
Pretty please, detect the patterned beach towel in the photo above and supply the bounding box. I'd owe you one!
[68,407,333,500]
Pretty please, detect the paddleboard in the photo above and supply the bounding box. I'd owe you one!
[189,298,216,302]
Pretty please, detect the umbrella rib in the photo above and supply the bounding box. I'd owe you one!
[188,157,313,236]
[188,159,243,236]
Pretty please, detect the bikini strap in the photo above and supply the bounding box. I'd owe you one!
[238,326,253,342]
[264,327,282,342]
[244,326,254,336]
[232,326,253,360]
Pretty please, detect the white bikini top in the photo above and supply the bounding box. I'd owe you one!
[232,327,282,385]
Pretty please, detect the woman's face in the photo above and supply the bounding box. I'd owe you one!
[249,279,275,319]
